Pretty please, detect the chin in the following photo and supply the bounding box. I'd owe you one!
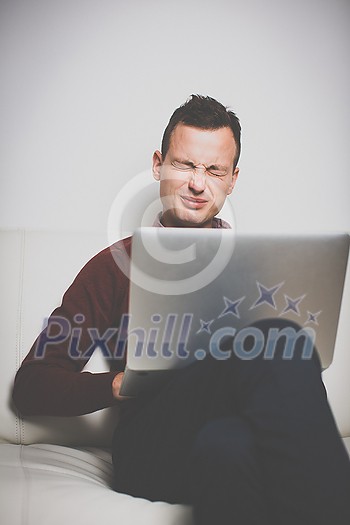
[176,214,211,228]
[163,206,213,228]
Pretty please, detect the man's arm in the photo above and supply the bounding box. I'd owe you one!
[12,239,131,417]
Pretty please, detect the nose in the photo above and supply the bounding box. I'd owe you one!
[188,166,206,193]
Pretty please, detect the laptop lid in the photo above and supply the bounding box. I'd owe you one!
[122,228,349,393]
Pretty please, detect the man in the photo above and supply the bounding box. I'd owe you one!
[13,95,350,524]
[151,101,239,228]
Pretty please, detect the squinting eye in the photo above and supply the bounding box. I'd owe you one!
[208,169,227,177]
[172,161,192,171]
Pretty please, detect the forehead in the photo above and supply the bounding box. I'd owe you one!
[167,124,236,166]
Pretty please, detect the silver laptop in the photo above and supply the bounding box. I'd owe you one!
[119,227,349,396]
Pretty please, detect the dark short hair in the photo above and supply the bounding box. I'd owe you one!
[161,94,241,169]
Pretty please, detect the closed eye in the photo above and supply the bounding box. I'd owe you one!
[171,160,194,171]
[207,166,228,177]
[171,160,228,177]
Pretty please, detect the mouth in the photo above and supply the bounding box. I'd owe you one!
[180,196,208,209]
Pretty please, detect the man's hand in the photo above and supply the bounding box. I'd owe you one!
[112,372,130,401]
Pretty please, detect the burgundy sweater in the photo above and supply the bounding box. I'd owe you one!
[12,218,230,417]
[12,237,132,417]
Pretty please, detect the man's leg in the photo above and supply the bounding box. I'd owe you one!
[191,417,267,525]
[112,318,350,523]
[223,318,350,525]
[112,355,238,504]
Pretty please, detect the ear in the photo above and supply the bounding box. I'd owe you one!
[152,150,163,181]
[227,167,239,195]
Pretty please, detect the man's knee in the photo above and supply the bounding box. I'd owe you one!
[226,318,322,378]
[249,318,318,360]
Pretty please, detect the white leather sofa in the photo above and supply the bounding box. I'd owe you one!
[1,229,349,525]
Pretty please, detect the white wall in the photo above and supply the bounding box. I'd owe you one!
[1,0,349,239]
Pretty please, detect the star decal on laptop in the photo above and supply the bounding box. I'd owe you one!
[280,294,306,316]
[196,319,214,334]
[305,310,322,325]
[218,296,246,319]
[250,281,284,310]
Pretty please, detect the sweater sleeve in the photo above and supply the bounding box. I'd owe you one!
[12,238,131,417]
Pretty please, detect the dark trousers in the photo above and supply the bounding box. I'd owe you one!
[112,319,350,524]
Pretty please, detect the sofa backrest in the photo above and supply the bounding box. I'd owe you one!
[0,230,121,447]
[1,229,350,447]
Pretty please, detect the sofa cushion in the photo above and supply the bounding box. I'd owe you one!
[0,443,193,525]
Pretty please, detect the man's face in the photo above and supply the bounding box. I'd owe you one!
[152,124,239,228]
